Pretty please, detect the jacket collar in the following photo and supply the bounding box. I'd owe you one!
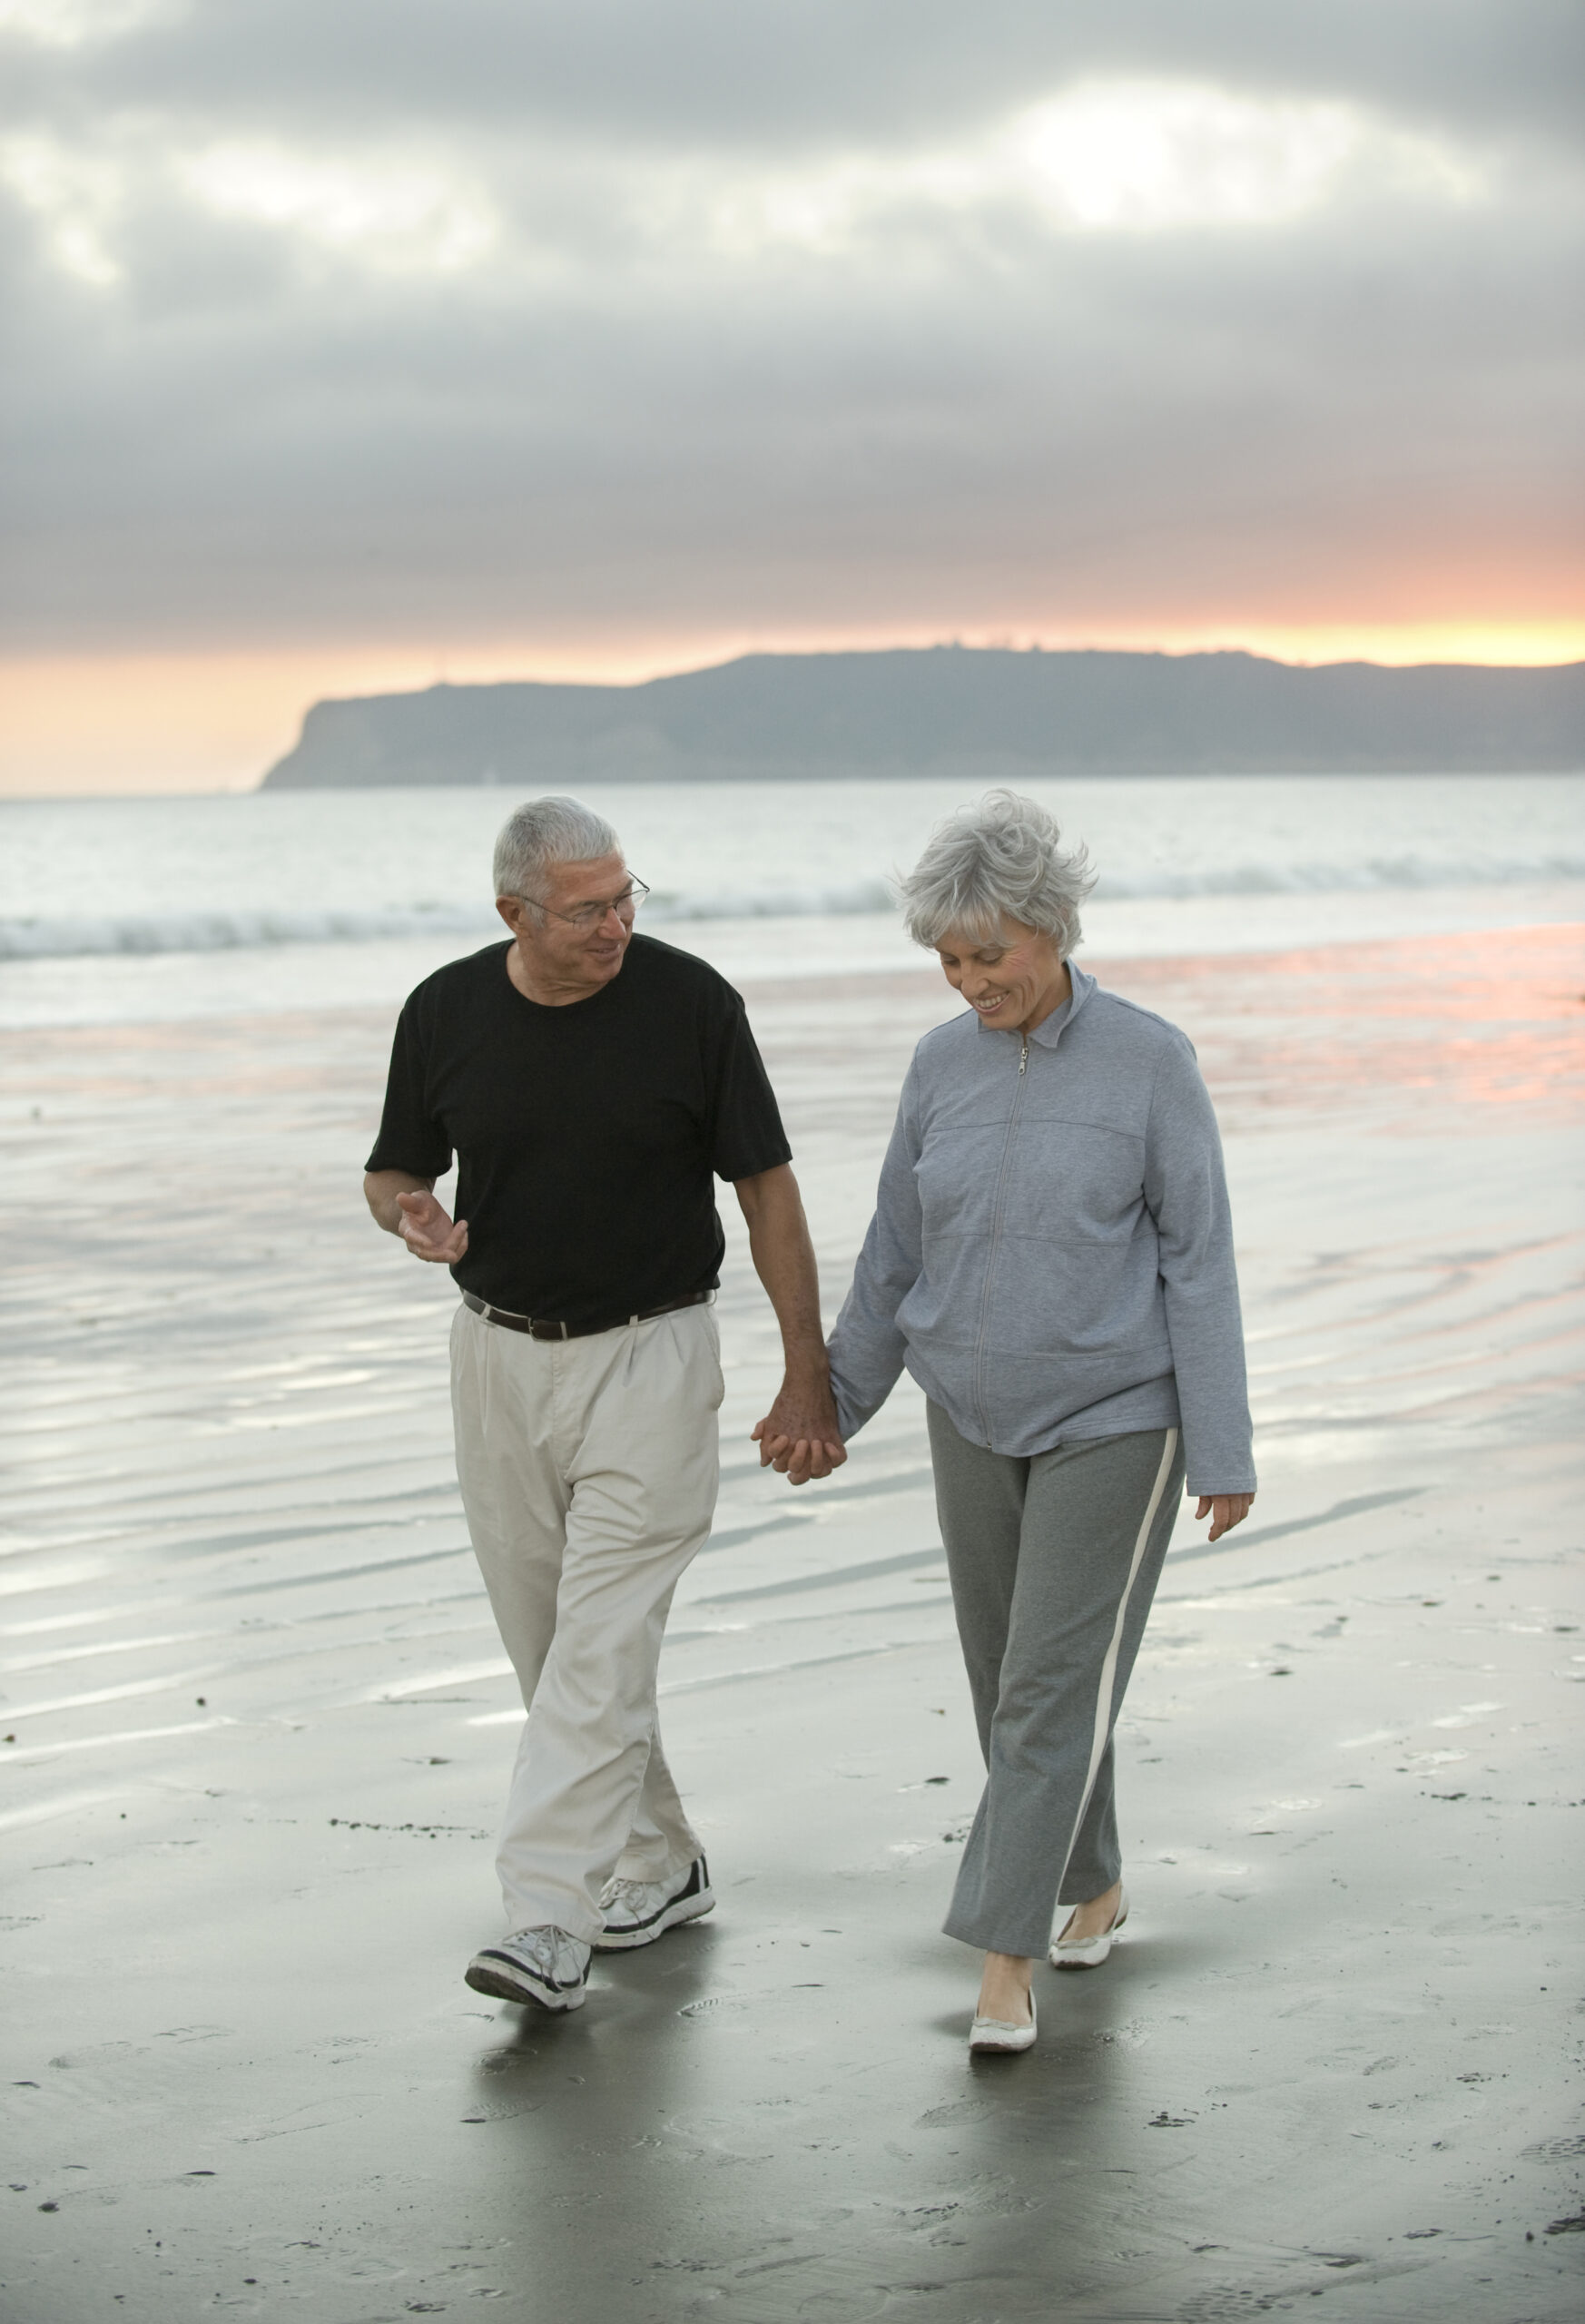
[1028,956,1095,1049]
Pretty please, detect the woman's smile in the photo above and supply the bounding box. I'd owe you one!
[938,920,1070,1035]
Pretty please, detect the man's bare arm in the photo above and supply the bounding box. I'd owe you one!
[363,1168,468,1265]
[734,1163,844,1486]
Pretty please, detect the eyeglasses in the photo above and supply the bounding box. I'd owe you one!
[517,874,649,933]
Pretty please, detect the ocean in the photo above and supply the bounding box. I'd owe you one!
[1,771,1580,1027]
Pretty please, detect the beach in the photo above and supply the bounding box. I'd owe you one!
[7,0,1582,2304]
[2,900,1581,2322]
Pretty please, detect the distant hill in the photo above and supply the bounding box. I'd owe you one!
[260,646,1585,787]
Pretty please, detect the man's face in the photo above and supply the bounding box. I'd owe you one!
[497,851,637,996]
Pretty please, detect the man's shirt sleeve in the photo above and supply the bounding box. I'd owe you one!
[365,993,454,1179]
[703,991,793,1183]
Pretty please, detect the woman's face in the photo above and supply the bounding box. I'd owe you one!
[935,921,1069,1034]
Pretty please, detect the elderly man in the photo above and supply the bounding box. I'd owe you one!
[364,796,842,2013]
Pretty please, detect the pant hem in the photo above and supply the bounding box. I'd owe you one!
[613,1846,702,1883]
[941,1914,1056,1958]
[1058,1866,1121,1908]
[500,1900,605,1945]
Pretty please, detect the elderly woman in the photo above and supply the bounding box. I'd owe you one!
[825,792,1255,2053]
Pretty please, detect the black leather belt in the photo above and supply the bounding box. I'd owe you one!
[460,1287,713,1342]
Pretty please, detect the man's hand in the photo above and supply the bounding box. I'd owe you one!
[1195,1491,1255,1543]
[734,1164,845,1486]
[395,1187,468,1265]
[753,1375,846,1487]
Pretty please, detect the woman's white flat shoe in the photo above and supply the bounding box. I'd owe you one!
[969,1993,1037,2053]
[1049,1885,1128,1970]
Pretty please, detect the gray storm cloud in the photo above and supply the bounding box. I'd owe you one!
[1,0,1580,652]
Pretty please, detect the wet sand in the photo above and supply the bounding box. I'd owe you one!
[2,925,1582,2322]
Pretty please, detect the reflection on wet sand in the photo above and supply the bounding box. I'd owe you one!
[1,926,1581,2319]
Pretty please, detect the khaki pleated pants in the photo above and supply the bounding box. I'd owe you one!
[449,1298,724,1943]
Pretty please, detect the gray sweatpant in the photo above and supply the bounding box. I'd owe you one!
[927,1404,1186,1959]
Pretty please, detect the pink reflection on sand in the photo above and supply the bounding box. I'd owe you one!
[1091,923,1585,1131]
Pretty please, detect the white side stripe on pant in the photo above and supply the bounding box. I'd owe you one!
[1054,1425,1178,1905]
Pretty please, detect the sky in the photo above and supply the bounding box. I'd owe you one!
[2,0,1581,794]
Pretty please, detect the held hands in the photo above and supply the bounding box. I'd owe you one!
[396,1187,468,1265]
[752,1374,847,1488]
[1196,1491,1255,1543]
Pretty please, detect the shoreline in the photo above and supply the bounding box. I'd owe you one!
[0,880,1580,1032]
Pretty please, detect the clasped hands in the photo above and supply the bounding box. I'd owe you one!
[752,1374,846,1488]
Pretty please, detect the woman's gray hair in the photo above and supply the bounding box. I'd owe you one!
[493,795,622,902]
[898,790,1096,958]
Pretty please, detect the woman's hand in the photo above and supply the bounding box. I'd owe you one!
[1195,1492,1254,1542]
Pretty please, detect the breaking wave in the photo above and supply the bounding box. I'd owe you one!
[1,857,1580,962]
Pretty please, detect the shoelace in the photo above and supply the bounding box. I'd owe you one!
[601,1877,660,1916]
[505,1925,586,1976]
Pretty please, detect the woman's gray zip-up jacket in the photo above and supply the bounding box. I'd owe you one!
[826,961,1256,1496]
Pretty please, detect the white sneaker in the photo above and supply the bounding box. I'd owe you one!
[465,1925,590,2011]
[1049,1885,1129,1970]
[594,1854,714,1952]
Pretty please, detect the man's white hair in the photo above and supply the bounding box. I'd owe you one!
[493,795,623,903]
[898,789,1096,959]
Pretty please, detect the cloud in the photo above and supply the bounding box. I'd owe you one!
[174,141,497,274]
[0,0,179,51]
[1,0,1580,659]
[665,82,1487,262]
[24,0,1579,155]
[0,128,124,281]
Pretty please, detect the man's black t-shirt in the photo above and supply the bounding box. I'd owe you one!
[365,934,792,1326]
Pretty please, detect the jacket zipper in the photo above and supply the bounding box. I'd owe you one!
[970,1031,1031,1443]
